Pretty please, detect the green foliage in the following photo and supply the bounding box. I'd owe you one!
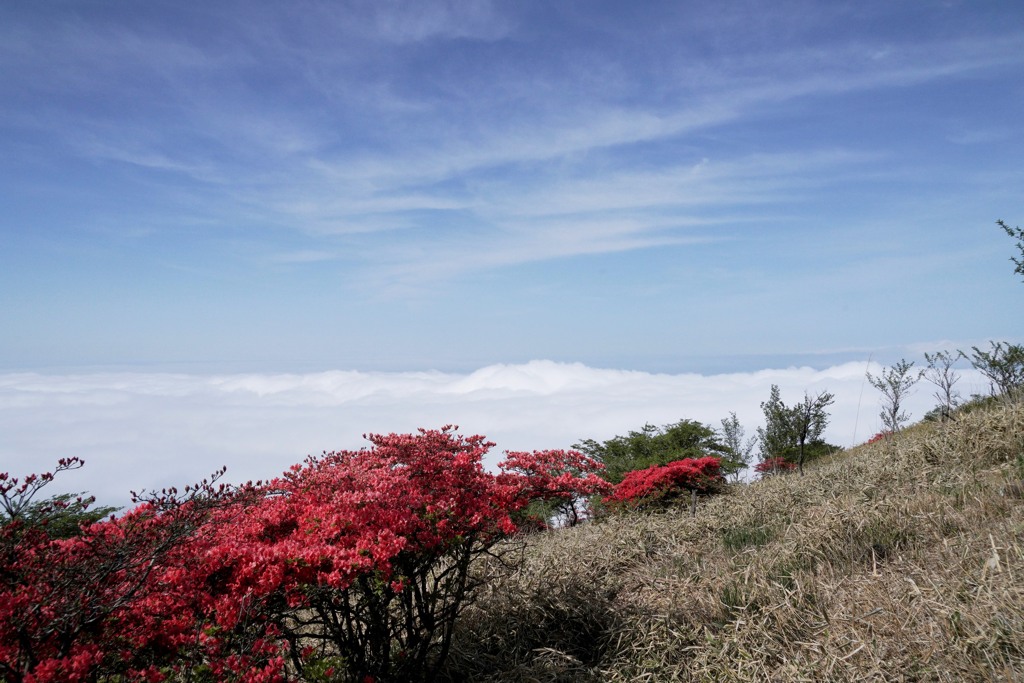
[756,385,838,475]
[3,491,118,540]
[997,219,1024,283]
[573,419,732,483]
[302,656,350,683]
[511,498,558,532]
[757,385,793,463]
[13,492,119,539]
[957,393,1003,415]
[776,441,842,464]
[718,412,757,482]
[790,390,836,475]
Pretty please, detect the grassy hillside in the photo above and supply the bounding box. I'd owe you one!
[444,401,1024,682]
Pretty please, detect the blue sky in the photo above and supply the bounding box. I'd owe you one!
[1,2,1023,500]
[2,0,1022,373]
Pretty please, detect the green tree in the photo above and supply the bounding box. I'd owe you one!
[718,412,757,482]
[573,418,732,484]
[756,386,836,476]
[757,385,795,466]
[997,219,1024,282]
[791,391,836,476]
[866,359,921,433]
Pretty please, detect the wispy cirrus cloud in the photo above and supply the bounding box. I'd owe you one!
[3,2,1022,295]
[363,0,514,44]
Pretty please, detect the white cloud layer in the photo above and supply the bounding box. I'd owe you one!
[0,361,991,508]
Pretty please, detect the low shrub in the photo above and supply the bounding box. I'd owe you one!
[754,456,797,477]
[604,456,722,510]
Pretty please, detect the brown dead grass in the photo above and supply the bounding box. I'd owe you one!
[443,401,1024,682]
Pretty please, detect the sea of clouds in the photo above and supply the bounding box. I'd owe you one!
[0,361,991,508]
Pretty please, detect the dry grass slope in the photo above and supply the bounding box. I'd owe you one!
[444,401,1024,682]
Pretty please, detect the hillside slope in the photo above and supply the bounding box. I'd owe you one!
[445,402,1024,682]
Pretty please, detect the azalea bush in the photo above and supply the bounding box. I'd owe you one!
[865,430,892,445]
[604,456,723,511]
[0,429,608,683]
[0,459,258,683]
[499,448,611,526]
[754,456,797,478]
[198,427,523,682]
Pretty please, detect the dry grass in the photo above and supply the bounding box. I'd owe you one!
[443,401,1024,682]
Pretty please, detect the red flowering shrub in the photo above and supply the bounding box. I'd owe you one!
[499,449,612,526]
[196,430,614,680]
[754,457,797,478]
[194,427,522,681]
[865,430,892,445]
[0,460,259,683]
[0,430,609,683]
[604,456,723,510]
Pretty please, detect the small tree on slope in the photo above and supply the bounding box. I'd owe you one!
[965,341,1024,401]
[791,391,835,476]
[719,412,758,482]
[924,350,962,422]
[867,359,922,434]
[757,385,837,476]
